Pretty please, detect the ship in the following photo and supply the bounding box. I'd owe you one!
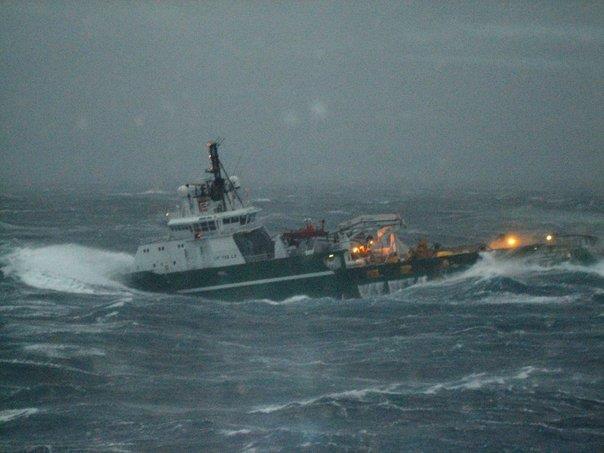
[126,141,479,300]
[487,232,599,265]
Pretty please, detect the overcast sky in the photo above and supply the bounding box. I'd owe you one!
[1,1,602,194]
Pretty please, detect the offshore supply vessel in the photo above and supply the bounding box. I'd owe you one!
[127,141,479,300]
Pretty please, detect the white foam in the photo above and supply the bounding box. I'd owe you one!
[1,244,134,295]
[0,220,26,230]
[251,367,559,414]
[553,259,604,278]
[407,252,602,292]
[106,299,128,309]
[221,429,252,436]
[139,189,169,195]
[424,366,552,394]
[251,383,400,414]
[327,209,348,214]
[477,294,573,305]
[0,358,101,375]
[254,294,311,305]
[111,189,169,196]
[459,252,545,280]
[466,253,604,281]
[0,407,40,423]
[23,343,106,359]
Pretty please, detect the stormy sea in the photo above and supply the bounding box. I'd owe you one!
[1,188,602,451]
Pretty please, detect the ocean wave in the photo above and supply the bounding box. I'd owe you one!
[0,407,40,423]
[459,253,547,280]
[445,253,603,283]
[0,358,101,376]
[255,294,312,305]
[0,220,28,230]
[327,209,349,215]
[0,243,134,295]
[221,429,253,437]
[398,253,603,296]
[23,343,106,359]
[250,383,401,414]
[251,366,556,414]
[423,366,555,394]
[111,189,170,196]
[552,259,604,278]
[474,294,575,305]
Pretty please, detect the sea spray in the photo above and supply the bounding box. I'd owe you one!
[1,243,133,294]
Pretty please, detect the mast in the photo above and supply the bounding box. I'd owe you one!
[207,141,222,181]
[205,139,243,211]
[206,141,226,209]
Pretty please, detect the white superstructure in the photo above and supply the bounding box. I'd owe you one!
[134,141,287,275]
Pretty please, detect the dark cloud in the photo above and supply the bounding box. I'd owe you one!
[1,1,602,194]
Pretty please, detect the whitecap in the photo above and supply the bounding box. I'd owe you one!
[139,189,169,195]
[423,366,554,394]
[0,407,40,423]
[221,429,252,436]
[0,243,134,295]
[553,259,604,278]
[23,343,106,359]
[256,294,312,305]
[250,383,400,414]
[0,358,101,376]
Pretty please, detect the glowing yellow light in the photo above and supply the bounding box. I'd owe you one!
[546,234,553,242]
[507,236,517,247]
[352,247,359,253]
[369,240,374,245]
[328,254,334,258]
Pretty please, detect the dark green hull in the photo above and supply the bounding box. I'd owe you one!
[126,250,479,301]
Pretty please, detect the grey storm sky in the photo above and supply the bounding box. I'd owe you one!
[1,1,603,193]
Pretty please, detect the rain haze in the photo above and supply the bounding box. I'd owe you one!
[2,3,604,451]
[1,1,603,194]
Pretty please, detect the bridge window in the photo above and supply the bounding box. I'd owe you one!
[208,221,217,231]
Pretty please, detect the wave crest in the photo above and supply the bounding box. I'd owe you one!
[1,244,133,295]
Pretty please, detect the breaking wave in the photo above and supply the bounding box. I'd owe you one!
[250,366,554,414]
[0,244,134,295]
[467,253,604,280]
[111,189,170,196]
[255,294,312,305]
[404,252,604,292]
[423,366,554,394]
[0,408,40,424]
